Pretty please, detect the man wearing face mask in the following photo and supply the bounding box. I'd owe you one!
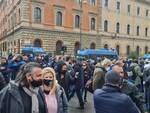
[0,62,48,113]
[8,54,25,80]
[68,62,84,109]
[82,61,92,102]
[56,62,70,100]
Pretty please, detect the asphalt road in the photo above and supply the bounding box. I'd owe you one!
[68,92,95,113]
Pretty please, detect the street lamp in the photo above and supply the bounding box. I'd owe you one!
[79,0,87,50]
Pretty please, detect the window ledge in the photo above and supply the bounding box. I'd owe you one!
[55,26,64,30]
[90,30,97,34]
[31,0,45,4]
[73,28,80,32]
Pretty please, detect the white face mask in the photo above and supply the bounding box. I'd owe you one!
[106,67,110,71]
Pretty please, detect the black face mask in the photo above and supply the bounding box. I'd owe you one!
[43,79,52,86]
[44,90,50,95]
[61,70,67,75]
[15,59,20,62]
[30,77,42,88]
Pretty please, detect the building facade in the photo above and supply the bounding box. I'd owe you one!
[101,0,150,56]
[0,0,100,56]
[0,0,150,56]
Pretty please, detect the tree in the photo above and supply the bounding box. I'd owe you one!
[128,51,138,59]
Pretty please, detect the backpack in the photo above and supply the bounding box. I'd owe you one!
[129,65,137,80]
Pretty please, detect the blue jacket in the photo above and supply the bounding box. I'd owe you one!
[94,85,140,113]
[8,60,25,71]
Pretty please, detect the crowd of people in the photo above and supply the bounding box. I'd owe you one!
[0,53,150,113]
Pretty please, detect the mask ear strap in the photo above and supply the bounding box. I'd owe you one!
[25,73,32,81]
[30,75,35,81]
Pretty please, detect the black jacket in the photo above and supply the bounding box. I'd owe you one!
[0,82,48,113]
[121,80,147,113]
[145,76,150,113]
[0,73,6,91]
[73,63,84,89]
[0,63,8,76]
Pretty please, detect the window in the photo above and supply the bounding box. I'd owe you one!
[14,41,16,46]
[127,24,130,35]
[104,44,108,49]
[127,45,130,56]
[8,19,10,30]
[75,15,80,28]
[18,39,20,53]
[8,42,10,47]
[136,46,140,56]
[146,10,149,17]
[145,46,148,54]
[34,7,41,23]
[34,39,42,47]
[18,8,21,22]
[137,7,140,16]
[117,1,120,11]
[145,27,148,37]
[104,0,108,7]
[116,45,120,55]
[3,42,7,51]
[90,0,96,5]
[127,5,131,14]
[75,0,80,4]
[91,18,96,30]
[14,13,16,25]
[90,42,96,49]
[56,11,62,26]
[104,20,108,32]
[11,16,13,28]
[116,22,120,33]
[136,26,140,36]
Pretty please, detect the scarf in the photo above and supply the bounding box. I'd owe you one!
[23,87,39,113]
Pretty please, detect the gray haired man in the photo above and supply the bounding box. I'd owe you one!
[0,62,48,113]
